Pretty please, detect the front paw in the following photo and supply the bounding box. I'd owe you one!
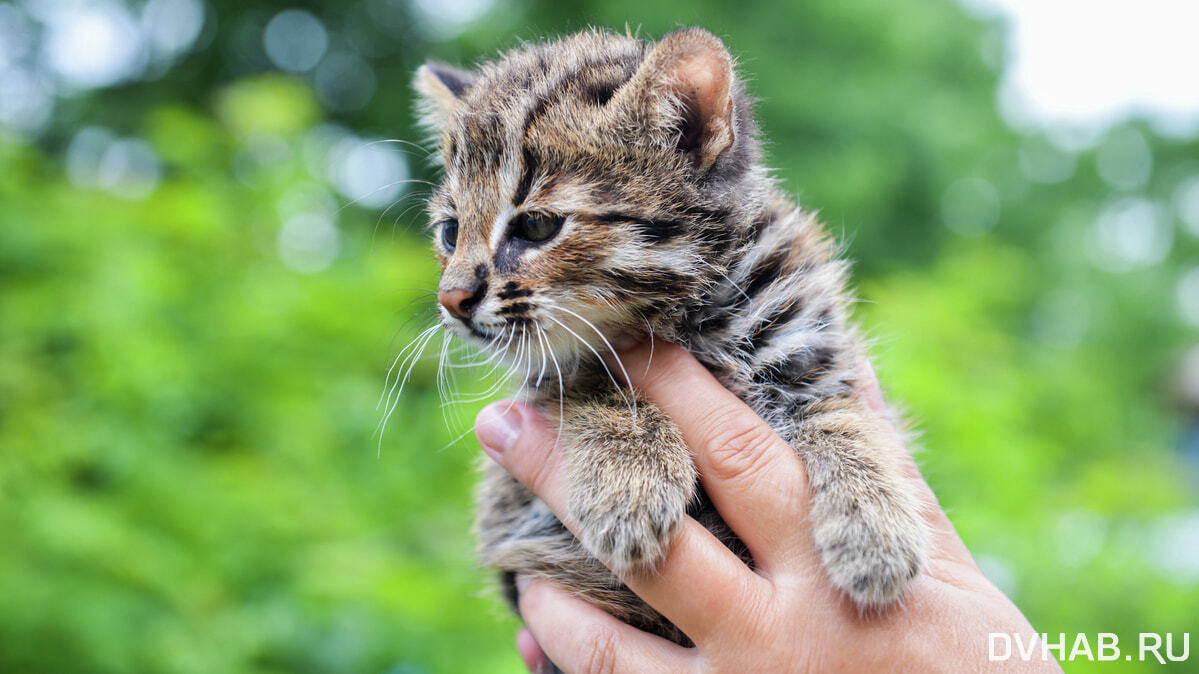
[815,502,928,608]
[571,489,687,573]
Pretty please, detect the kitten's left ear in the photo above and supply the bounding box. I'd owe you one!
[615,28,736,172]
[414,62,477,131]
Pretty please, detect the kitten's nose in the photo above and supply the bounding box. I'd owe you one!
[438,287,482,319]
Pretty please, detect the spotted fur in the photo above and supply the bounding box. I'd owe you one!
[415,27,929,647]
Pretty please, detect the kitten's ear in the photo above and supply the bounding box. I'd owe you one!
[616,28,736,172]
[414,62,477,131]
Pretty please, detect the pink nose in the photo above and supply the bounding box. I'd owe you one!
[438,289,474,319]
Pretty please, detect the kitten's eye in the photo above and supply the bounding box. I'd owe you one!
[440,219,459,251]
[511,212,563,243]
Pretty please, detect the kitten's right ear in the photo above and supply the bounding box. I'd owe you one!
[614,28,737,173]
[414,62,477,131]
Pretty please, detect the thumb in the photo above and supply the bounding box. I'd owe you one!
[475,401,570,517]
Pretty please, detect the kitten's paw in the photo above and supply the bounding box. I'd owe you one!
[571,489,687,573]
[815,499,928,608]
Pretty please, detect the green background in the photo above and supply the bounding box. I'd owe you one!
[1,0,1196,671]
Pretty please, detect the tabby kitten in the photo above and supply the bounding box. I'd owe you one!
[414,27,929,645]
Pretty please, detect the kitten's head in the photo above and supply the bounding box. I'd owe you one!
[415,28,762,378]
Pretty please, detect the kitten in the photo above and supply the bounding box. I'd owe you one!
[414,27,928,646]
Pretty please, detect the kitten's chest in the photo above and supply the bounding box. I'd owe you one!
[662,265,856,440]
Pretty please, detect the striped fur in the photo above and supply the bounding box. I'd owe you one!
[416,28,928,646]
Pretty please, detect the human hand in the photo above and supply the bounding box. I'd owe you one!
[474,342,1059,673]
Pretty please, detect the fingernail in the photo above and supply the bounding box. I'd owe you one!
[476,402,522,460]
[515,573,533,594]
[516,627,548,674]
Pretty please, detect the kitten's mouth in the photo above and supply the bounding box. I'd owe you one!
[439,310,501,342]
[456,317,523,344]
[468,324,496,341]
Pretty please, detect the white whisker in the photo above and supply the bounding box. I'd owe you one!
[436,331,457,434]
[378,324,440,410]
[359,138,439,159]
[534,323,549,388]
[443,365,518,406]
[546,313,635,417]
[376,323,440,455]
[540,323,567,450]
[373,192,430,239]
[553,306,638,417]
[338,178,436,215]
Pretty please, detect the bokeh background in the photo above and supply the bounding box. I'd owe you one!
[1,0,1197,671]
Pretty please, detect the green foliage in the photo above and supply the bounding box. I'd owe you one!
[0,119,514,672]
[0,0,1196,672]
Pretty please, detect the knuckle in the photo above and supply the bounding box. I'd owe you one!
[702,414,780,484]
[578,623,621,674]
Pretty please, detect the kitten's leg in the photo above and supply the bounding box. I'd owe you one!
[477,459,689,635]
[793,392,929,607]
[564,390,697,572]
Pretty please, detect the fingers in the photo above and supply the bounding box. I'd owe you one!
[518,577,694,674]
[618,342,818,574]
[475,401,569,516]
[621,516,770,645]
[476,400,767,645]
[856,359,890,417]
[515,629,546,674]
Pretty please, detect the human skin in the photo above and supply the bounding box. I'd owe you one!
[474,342,1062,673]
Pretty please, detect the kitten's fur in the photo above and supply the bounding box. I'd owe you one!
[415,28,928,646]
